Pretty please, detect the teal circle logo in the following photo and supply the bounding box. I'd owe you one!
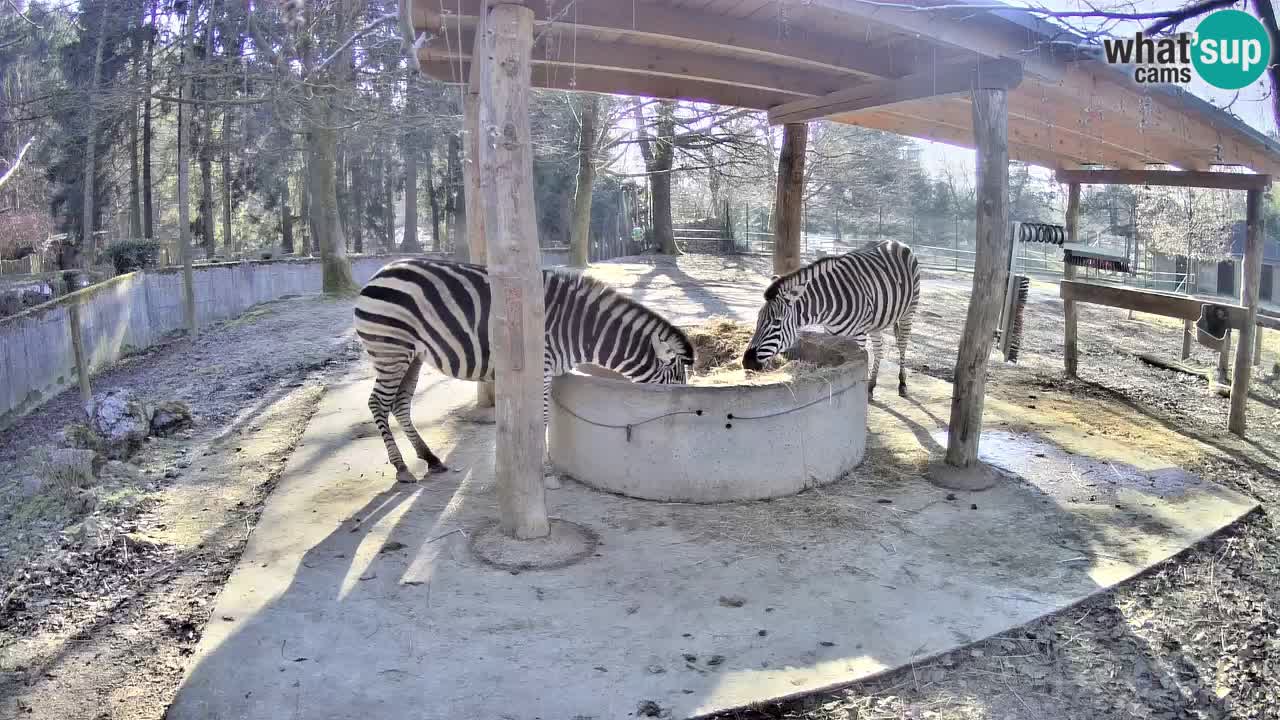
[1192,10,1272,90]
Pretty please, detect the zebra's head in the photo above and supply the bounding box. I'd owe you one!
[743,272,809,371]
[645,328,694,384]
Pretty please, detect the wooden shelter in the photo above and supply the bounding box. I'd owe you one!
[400,0,1280,534]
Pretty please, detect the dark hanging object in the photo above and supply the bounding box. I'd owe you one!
[1002,275,1031,363]
[1063,248,1130,273]
[1018,223,1066,245]
[1195,303,1231,351]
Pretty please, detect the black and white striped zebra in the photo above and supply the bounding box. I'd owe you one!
[743,240,921,398]
[354,258,694,483]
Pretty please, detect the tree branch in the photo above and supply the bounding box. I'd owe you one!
[316,11,398,72]
[0,137,34,191]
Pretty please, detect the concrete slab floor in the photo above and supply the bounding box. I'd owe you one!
[167,356,1256,720]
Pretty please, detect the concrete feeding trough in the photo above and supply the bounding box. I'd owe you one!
[549,333,868,503]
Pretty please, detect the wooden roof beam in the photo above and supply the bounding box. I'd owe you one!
[1054,168,1273,190]
[419,59,791,110]
[424,29,852,99]
[840,109,1081,170]
[768,58,1022,125]
[413,2,920,81]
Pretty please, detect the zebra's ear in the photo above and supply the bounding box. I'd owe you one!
[770,274,780,282]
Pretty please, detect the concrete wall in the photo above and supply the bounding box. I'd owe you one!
[0,255,417,428]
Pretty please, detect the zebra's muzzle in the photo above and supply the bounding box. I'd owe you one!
[742,347,763,371]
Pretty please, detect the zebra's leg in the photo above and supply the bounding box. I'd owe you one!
[896,293,920,397]
[867,331,884,400]
[542,375,561,489]
[894,318,914,398]
[392,355,448,475]
[368,354,417,484]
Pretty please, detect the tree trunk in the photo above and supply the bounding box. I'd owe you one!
[773,122,807,275]
[281,179,294,253]
[447,132,463,256]
[479,3,549,540]
[299,154,311,255]
[351,158,364,253]
[401,80,423,252]
[306,97,355,293]
[177,14,197,339]
[142,1,157,240]
[652,171,676,254]
[222,108,233,254]
[569,94,600,268]
[80,6,109,267]
[383,152,395,251]
[127,45,143,241]
[426,134,441,252]
[199,138,215,258]
[944,88,1010,472]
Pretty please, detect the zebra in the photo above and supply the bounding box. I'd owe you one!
[354,257,694,483]
[742,239,920,399]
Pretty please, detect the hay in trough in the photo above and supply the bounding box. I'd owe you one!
[683,318,851,387]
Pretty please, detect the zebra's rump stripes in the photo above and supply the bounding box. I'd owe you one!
[354,258,693,481]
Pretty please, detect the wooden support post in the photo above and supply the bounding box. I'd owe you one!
[68,303,94,417]
[1253,326,1262,366]
[1181,319,1193,360]
[1229,188,1264,435]
[943,88,1009,472]
[773,122,807,276]
[479,2,550,539]
[463,5,495,408]
[1063,182,1081,377]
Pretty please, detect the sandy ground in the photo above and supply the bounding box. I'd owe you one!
[2,254,1279,719]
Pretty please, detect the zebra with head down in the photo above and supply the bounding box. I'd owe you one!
[354,257,694,483]
[743,240,921,399]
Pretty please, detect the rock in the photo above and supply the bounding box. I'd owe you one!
[65,515,109,549]
[150,400,194,437]
[89,390,151,459]
[18,475,43,497]
[37,448,102,491]
[60,422,105,452]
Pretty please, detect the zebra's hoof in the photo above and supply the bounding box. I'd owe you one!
[395,469,419,484]
[898,384,908,398]
[427,462,450,475]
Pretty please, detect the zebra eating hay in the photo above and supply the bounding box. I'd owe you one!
[743,240,920,399]
[354,258,694,483]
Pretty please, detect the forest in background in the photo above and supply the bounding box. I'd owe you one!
[2,0,1278,292]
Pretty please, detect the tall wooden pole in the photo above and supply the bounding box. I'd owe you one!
[1229,187,1265,435]
[1062,182,1081,376]
[773,122,807,276]
[464,6,496,408]
[944,89,1010,469]
[479,2,550,539]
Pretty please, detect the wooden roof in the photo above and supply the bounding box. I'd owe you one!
[409,0,1280,175]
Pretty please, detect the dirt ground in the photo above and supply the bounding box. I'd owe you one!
[0,295,361,720]
[2,255,1279,719]
[673,258,1280,720]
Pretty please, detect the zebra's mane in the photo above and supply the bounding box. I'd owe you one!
[763,256,840,302]
[546,268,694,356]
